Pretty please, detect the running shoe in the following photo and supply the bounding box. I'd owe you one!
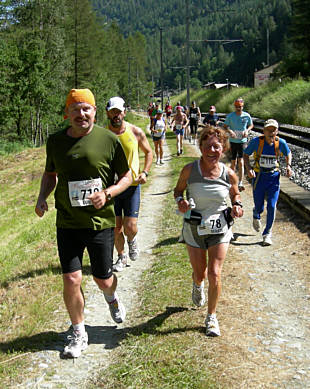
[252,218,261,232]
[192,281,206,307]
[205,314,221,337]
[180,149,183,154]
[128,237,139,261]
[262,234,272,246]
[113,254,128,272]
[156,159,160,166]
[160,160,164,165]
[108,292,126,323]
[63,330,88,358]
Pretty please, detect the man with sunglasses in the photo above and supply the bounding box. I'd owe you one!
[223,97,253,191]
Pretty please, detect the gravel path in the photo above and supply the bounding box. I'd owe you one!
[15,138,310,389]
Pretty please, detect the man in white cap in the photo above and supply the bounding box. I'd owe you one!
[106,96,153,271]
[243,119,292,246]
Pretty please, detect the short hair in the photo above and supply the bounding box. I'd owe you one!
[199,126,229,152]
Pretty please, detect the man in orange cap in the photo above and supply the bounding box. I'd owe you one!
[35,88,132,358]
[223,97,253,191]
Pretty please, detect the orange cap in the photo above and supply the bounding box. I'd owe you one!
[65,89,95,109]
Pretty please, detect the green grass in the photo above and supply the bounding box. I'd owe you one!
[171,79,310,126]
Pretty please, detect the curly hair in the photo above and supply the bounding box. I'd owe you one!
[198,125,230,152]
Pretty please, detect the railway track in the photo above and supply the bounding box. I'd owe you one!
[207,113,310,151]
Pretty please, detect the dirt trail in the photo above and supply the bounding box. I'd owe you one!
[17,139,310,389]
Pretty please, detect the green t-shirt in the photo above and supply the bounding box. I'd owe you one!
[45,124,129,230]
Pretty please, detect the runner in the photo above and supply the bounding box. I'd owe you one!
[150,108,167,165]
[165,100,173,126]
[171,106,189,156]
[147,102,154,128]
[188,101,201,144]
[150,103,159,129]
[203,105,220,126]
[174,126,243,336]
[35,89,132,358]
[223,97,253,191]
[106,96,153,271]
[243,119,292,246]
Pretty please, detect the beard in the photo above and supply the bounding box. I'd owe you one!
[109,116,123,128]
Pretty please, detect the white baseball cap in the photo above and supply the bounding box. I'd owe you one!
[106,96,126,112]
[264,119,278,129]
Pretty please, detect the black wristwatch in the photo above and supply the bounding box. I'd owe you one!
[142,170,149,177]
[104,189,112,201]
[232,200,243,208]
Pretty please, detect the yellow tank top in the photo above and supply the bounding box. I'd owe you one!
[118,123,140,186]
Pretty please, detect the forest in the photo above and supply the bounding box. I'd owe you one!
[94,0,292,89]
[0,0,309,147]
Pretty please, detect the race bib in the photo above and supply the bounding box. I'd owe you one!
[68,178,102,207]
[190,113,197,119]
[176,124,182,130]
[197,212,228,235]
[259,154,278,169]
[235,130,244,139]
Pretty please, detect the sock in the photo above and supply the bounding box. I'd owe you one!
[72,321,85,335]
[103,291,116,303]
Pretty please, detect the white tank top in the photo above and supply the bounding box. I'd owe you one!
[186,161,231,220]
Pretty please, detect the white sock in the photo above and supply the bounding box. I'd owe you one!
[103,291,116,303]
[72,321,86,335]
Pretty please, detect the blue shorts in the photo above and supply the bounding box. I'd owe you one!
[114,185,141,218]
[175,128,184,136]
[57,227,114,279]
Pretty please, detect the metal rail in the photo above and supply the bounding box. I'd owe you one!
[201,113,310,150]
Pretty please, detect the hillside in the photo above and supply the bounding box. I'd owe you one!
[93,0,292,87]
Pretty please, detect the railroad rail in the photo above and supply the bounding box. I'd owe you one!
[202,113,310,150]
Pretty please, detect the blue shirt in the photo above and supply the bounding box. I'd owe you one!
[244,136,290,172]
[224,111,253,143]
[203,113,219,126]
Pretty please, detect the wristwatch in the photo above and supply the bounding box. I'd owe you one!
[103,189,112,201]
[175,196,184,204]
[142,170,149,177]
[232,200,243,208]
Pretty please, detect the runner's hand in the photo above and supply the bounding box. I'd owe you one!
[35,199,48,217]
[88,192,106,209]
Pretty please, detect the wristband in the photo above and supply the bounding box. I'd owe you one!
[103,189,112,201]
[142,170,149,177]
[232,201,243,208]
[175,196,184,204]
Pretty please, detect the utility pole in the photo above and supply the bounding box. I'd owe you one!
[160,27,164,110]
[128,56,134,109]
[185,0,190,107]
[266,28,270,67]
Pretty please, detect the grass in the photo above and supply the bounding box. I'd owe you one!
[171,78,310,126]
[91,130,219,388]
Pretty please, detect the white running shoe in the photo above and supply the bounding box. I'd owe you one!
[113,254,128,272]
[262,234,272,246]
[253,218,261,232]
[192,281,206,307]
[63,331,88,358]
[156,159,160,165]
[128,237,139,261]
[108,292,126,323]
[205,314,221,337]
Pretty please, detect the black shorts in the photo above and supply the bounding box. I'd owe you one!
[57,227,114,279]
[189,121,198,134]
[230,142,246,160]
